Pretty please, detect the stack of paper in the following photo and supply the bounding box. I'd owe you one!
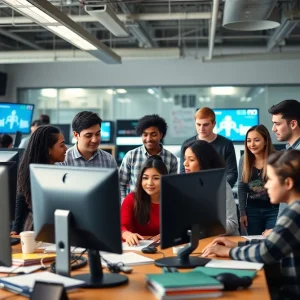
[101,252,154,266]
[205,259,264,270]
[12,253,56,266]
[0,271,85,297]
[146,272,223,300]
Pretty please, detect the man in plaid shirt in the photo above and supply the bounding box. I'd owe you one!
[119,114,178,202]
[202,150,300,299]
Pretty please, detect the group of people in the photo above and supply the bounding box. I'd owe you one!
[8,98,300,298]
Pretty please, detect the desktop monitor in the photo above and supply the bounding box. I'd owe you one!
[213,108,259,142]
[13,131,23,148]
[30,165,128,288]
[116,120,141,145]
[0,151,18,221]
[116,145,137,165]
[155,168,227,268]
[273,144,286,151]
[0,148,25,168]
[0,166,11,267]
[0,103,34,134]
[52,124,71,145]
[101,121,114,144]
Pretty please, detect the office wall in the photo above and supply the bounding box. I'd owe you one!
[4,58,300,102]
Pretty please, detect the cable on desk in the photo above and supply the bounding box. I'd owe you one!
[50,248,87,273]
[100,255,133,274]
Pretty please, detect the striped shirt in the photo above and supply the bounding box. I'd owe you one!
[119,144,178,201]
[230,200,300,296]
[278,138,300,217]
[57,144,118,168]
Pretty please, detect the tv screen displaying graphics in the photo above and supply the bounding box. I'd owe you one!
[0,103,34,134]
[116,120,141,145]
[213,109,259,142]
[101,121,114,144]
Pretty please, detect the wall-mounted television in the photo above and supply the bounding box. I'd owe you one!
[101,121,114,144]
[116,120,141,145]
[0,103,34,134]
[213,108,259,142]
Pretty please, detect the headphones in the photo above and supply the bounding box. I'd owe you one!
[214,273,253,291]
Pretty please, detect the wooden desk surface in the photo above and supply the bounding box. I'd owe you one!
[1,236,270,299]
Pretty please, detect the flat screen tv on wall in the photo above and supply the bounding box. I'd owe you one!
[0,103,34,134]
[213,108,259,142]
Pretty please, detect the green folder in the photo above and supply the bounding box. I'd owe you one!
[192,267,257,278]
[146,272,223,289]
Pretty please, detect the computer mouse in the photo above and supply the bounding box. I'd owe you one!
[141,246,157,254]
[214,273,252,291]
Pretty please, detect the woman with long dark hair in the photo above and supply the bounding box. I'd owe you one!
[121,156,168,246]
[10,125,67,234]
[238,124,278,235]
[183,140,239,236]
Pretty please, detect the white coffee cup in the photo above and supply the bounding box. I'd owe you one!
[20,231,41,254]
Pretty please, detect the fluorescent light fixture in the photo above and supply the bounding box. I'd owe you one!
[147,88,155,95]
[211,86,235,95]
[116,89,127,94]
[2,0,121,64]
[41,88,57,98]
[85,4,129,37]
[106,89,116,95]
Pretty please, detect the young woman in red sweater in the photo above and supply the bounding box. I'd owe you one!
[121,156,168,246]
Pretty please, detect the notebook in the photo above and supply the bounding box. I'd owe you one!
[12,253,56,266]
[0,265,43,274]
[101,252,154,266]
[192,267,257,278]
[205,259,264,270]
[0,271,86,297]
[122,240,153,251]
[146,272,223,299]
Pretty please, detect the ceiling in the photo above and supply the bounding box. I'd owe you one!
[0,0,300,63]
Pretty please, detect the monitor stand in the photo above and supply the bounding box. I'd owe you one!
[54,209,128,288]
[154,224,211,268]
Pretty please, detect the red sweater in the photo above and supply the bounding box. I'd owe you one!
[121,192,160,236]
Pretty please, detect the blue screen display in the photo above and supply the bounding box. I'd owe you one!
[213,109,259,142]
[0,103,34,134]
[101,121,112,143]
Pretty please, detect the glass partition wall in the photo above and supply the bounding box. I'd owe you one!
[18,85,300,145]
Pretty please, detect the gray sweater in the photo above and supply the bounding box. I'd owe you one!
[225,181,240,236]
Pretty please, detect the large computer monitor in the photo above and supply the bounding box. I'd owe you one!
[116,120,141,145]
[0,148,24,168]
[213,108,259,142]
[101,121,114,144]
[155,168,227,268]
[0,151,18,221]
[0,166,12,267]
[0,103,34,134]
[30,165,128,288]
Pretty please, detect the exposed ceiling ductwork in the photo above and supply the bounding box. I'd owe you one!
[223,0,280,31]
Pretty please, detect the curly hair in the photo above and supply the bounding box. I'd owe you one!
[135,114,168,138]
[134,155,168,225]
[17,125,61,207]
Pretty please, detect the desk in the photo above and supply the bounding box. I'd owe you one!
[1,236,270,299]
